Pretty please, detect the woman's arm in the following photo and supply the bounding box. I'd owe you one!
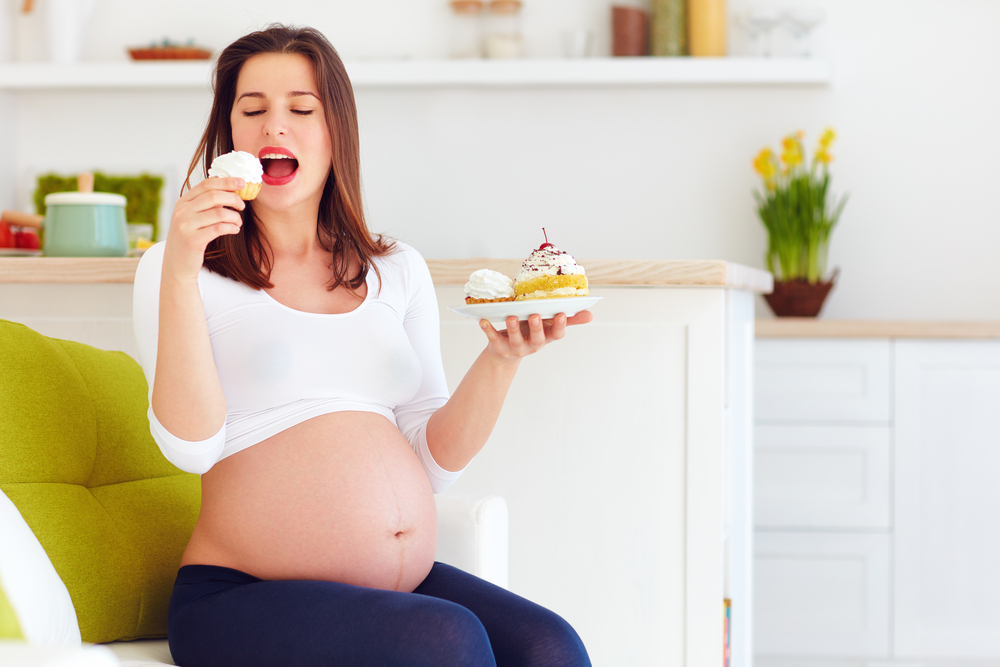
[134,177,247,472]
[424,312,591,473]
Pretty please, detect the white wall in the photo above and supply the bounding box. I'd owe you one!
[6,0,1000,319]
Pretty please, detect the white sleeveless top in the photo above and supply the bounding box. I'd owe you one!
[131,240,462,493]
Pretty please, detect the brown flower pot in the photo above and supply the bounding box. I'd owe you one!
[764,275,836,317]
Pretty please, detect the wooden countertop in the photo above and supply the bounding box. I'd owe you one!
[0,257,774,293]
[756,318,1000,339]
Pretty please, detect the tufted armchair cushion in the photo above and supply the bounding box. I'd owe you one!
[0,320,199,644]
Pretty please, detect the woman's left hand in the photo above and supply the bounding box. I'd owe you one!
[479,310,593,361]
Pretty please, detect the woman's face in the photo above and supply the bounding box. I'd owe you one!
[230,52,333,217]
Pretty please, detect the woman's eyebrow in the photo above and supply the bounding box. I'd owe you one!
[236,91,319,102]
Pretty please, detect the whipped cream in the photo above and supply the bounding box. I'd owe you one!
[208,151,264,183]
[464,269,515,300]
[515,245,586,282]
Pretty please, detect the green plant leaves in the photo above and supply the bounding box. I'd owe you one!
[754,166,847,284]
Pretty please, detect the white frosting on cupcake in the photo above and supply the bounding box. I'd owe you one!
[464,269,515,300]
[515,245,586,282]
[208,151,264,183]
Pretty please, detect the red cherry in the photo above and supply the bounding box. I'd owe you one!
[538,227,554,250]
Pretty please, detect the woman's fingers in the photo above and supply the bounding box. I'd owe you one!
[505,316,525,350]
[190,176,246,198]
[526,314,546,346]
[566,310,593,326]
[481,310,590,359]
[479,319,501,346]
[547,313,567,341]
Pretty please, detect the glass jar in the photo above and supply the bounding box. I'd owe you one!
[449,0,484,58]
[485,0,524,59]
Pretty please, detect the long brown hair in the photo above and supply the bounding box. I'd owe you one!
[185,24,393,291]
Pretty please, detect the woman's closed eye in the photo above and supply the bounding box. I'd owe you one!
[240,109,314,117]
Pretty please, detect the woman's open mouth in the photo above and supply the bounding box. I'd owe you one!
[259,148,299,186]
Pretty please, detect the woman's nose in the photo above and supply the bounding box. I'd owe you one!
[263,113,287,137]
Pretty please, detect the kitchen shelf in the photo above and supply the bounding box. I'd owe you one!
[0,57,831,90]
[0,256,774,291]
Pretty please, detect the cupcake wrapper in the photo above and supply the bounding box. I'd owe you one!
[237,182,262,201]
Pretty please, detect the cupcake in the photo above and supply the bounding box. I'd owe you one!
[514,231,589,301]
[464,269,516,304]
[208,150,264,200]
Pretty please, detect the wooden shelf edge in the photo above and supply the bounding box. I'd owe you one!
[0,257,140,283]
[1,257,773,291]
[756,318,1000,339]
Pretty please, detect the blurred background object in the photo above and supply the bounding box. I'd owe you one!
[484,0,523,58]
[34,172,164,241]
[689,0,727,56]
[127,38,212,60]
[561,28,593,58]
[650,0,686,56]
[45,0,96,63]
[784,6,825,57]
[738,6,782,57]
[611,5,648,56]
[448,0,484,58]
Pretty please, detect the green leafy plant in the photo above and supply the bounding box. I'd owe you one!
[752,129,848,284]
[34,172,165,241]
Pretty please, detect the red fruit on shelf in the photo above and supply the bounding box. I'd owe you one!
[14,230,40,250]
[0,222,13,248]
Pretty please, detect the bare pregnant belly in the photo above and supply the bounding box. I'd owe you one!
[180,412,439,593]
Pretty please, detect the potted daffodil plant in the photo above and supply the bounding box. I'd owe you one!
[753,128,848,317]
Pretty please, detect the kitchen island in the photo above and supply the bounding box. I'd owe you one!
[0,256,771,667]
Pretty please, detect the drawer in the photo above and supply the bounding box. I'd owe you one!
[754,532,890,658]
[755,425,891,529]
[755,340,891,422]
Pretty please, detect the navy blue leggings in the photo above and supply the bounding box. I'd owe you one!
[168,562,591,667]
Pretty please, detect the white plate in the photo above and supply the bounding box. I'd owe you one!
[448,296,601,324]
[0,249,42,257]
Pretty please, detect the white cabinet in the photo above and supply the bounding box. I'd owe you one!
[754,339,893,661]
[755,424,891,529]
[755,532,891,657]
[894,341,1000,659]
[756,339,891,423]
[756,336,1000,666]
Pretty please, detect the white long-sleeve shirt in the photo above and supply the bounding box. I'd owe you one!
[132,240,463,493]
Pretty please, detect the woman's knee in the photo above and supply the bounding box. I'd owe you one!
[410,603,496,667]
[498,609,591,667]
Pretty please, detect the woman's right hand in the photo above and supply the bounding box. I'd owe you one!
[162,177,247,282]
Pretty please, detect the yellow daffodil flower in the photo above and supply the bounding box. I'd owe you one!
[753,148,779,190]
[819,127,836,149]
[814,147,833,166]
[780,133,804,169]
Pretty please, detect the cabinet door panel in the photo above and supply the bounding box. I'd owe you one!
[894,341,1000,659]
[756,340,891,423]
[755,425,891,529]
[754,532,890,658]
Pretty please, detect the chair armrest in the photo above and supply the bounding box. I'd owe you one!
[434,494,509,589]
[0,640,119,666]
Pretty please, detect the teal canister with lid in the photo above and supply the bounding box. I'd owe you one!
[42,192,128,257]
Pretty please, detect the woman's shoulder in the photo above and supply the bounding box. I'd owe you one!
[371,237,434,294]
[374,237,428,271]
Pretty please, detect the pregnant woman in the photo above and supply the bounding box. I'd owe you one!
[132,24,592,667]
